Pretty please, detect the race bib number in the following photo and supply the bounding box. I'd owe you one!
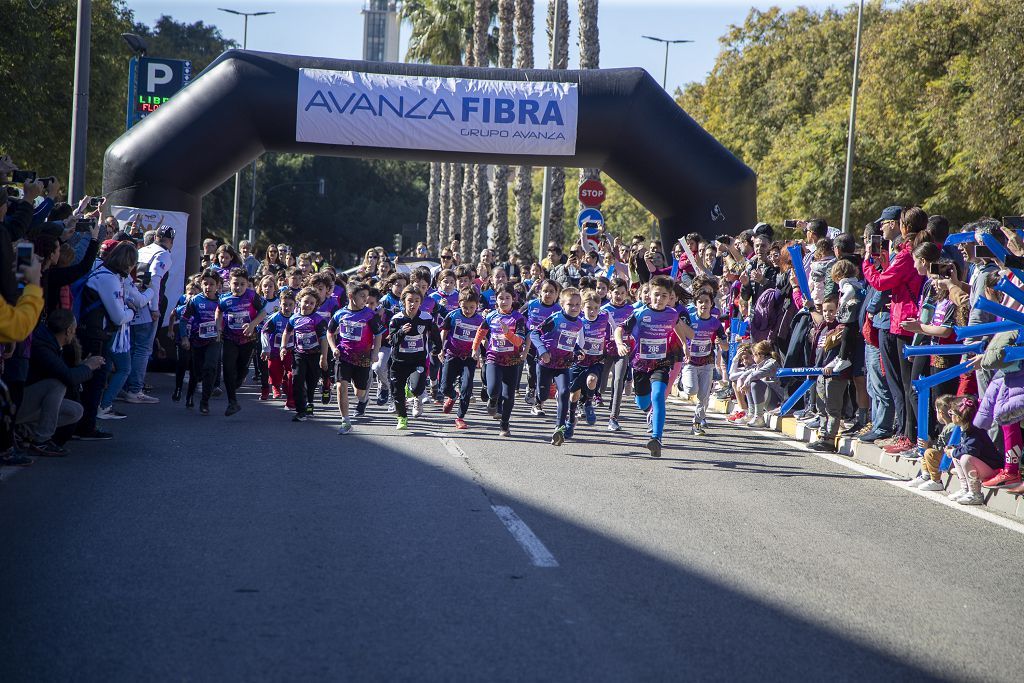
[297,330,317,349]
[638,337,667,360]
[225,310,251,330]
[339,321,364,342]
[401,334,425,354]
[198,321,218,339]
[453,321,477,342]
[556,330,577,353]
[491,332,512,352]
[690,337,712,357]
[583,336,604,355]
[273,332,284,348]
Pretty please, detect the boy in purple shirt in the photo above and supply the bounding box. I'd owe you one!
[282,287,329,422]
[530,287,583,446]
[327,281,385,435]
[615,275,695,457]
[217,268,268,417]
[569,290,610,432]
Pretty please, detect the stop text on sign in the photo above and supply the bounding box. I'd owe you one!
[578,178,607,207]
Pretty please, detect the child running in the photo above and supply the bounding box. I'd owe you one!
[439,287,484,429]
[475,283,527,437]
[569,290,610,432]
[217,268,268,417]
[262,288,296,409]
[522,279,562,410]
[614,275,695,457]
[681,289,727,436]
[388,284,440,430]
[530,287,584,446]
[281,287,329,422]
[327,281,385,435]
[180,269,223,415]
[600,277,634,432]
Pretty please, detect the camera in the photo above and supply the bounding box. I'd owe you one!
[11,170,36,184]
[714,234,732,246]
[870,234,883,257]
[140,270,153,287]
[88,196,103,209]
[784,219,799,229]
[1003,216,1024,231]
[929,262,954,278]
[974,244,995,260]
[76,217,96,233]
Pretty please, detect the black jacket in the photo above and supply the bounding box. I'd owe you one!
[27,321,94,388]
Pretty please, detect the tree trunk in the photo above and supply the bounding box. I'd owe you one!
[577,0,600,184]
[439,162,451,249]
[426,162,441,254]
[513,0,535,265]
[449,163,464,261]
[546,0,570,249]
[460,164,475,262]
[491,0,515,261]
[472,0,491,261]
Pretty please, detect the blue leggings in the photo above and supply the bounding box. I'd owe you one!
[635,380,668,440]
[538,365,572,428]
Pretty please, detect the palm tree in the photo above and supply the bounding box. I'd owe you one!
[546,0,570,248]
[513,0,535,265]
[471,0,493,261]
[439,162,452,248]
[403,0,473,66]
[490,0,515,262]
[577,0,600,184]
[426,162,441,254]
[449,163,464,259]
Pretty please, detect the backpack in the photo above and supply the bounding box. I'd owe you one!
[70,265,104,322]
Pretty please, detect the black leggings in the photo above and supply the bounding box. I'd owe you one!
[174,342,192,391]
[486,362,521,428]
[538,364,571,428]
[222,340,254,404]
[441,356,476,418]
[390,360,427,418]
[189,341,222,403]
[293,352,321,413]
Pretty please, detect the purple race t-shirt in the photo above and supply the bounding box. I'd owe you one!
[576,310,610,367]
[624,305,681,372]
[601,301,635,356]
[483,309,526,366]
[531,311,584,369]
[442,310,484,360]
[287,312,327,354]
[329,306,384,367]
[686,315,725,367]
[219,289,265,345]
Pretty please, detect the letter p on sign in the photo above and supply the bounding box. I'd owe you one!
[146,63,174,91]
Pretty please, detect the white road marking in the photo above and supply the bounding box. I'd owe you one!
[438,436,466,458]
[744,420,1024,537]
[491,505,560,567]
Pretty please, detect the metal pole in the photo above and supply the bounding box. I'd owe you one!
[230,14,251,247]
[68,0,92,200]
[249,158,257,245]
[538,0,563,262]
[841,0,865,234]
[662,42,669,90]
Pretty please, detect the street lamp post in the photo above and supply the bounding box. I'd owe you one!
[840,0,866,234]
[642,35,693,91]
[68,0,92,202]
[218,8,275,246]
[538,0,565,263]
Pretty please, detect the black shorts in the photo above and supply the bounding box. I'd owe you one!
[335,360,372,390]
[632,367,671,396]
[569,363,604,392]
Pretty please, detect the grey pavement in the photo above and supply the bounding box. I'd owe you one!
[1,373,1021,682]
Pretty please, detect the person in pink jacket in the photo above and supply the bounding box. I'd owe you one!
[862,206,929,456]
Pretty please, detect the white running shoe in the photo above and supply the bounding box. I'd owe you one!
[918,479,944,492]
[958,492,985,505]
[948,489,969,502]
[124,391,159,404]
[907,474,929,488]
[386,400,396,414]
[412,397,423,418]
[96,405,128,420]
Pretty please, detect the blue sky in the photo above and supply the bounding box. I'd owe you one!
[127,0,848,92]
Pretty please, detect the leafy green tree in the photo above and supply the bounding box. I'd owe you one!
[131,15,237,74]
[0,0,134,195]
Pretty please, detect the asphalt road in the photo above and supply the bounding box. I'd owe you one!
[2,374,1022,682]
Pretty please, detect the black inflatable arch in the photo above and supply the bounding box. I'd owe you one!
[102,49,755,271]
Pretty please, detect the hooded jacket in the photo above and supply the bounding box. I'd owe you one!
[862,240,924,337]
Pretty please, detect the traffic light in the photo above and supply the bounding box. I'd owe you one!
[393,233,402,252]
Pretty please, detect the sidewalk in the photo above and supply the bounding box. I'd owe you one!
[670,387,1024,522]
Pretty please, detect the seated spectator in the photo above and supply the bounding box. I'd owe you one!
[17,309,104,456]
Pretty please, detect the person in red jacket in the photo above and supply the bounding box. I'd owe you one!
[862,206,930,457]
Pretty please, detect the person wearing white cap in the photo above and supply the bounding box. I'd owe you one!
[125,225,175,403]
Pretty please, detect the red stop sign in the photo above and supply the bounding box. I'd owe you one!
[578,179,606,207]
